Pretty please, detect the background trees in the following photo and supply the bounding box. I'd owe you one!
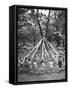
[18,8,65,48]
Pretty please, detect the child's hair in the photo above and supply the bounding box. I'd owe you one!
[20,57,21,60]
[25,57,27,60]
[59,55,62,58]
[28,58,30,61]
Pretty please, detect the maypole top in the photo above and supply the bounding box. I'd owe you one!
[42,30,46,35]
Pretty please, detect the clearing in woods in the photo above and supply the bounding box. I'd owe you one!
[18,52,65,82]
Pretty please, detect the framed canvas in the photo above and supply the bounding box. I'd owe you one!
[9,5,67,85]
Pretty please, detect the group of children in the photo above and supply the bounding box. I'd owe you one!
[18,55,64,73]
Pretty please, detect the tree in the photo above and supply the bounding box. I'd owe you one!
[53,10,65,47]
[18,8,65,48]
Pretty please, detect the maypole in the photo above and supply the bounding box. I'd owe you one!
[41,31,46,60]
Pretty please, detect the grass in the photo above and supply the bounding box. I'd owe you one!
[18,71,65,82]
[18,50,65,82]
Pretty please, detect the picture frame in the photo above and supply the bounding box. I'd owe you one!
[9,5,67,85]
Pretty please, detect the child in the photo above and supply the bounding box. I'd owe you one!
[49,60,54,72]
[58,57,62,71]
[49,61,53,68]
[33,60,37,69]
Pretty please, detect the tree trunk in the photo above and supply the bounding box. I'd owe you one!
[45,10,51,38]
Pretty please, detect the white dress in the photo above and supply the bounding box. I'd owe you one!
[49,61,53,68]
[33,62,37,68]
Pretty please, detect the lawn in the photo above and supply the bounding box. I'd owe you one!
[18,71,65,82]
[18,51,65,82]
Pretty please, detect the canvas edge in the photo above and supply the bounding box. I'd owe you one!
[9,5,68,85]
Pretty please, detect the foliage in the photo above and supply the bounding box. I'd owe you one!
[17,8,65,48]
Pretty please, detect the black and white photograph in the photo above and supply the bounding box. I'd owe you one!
[16,6,67,83]
[0,0,69,89]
